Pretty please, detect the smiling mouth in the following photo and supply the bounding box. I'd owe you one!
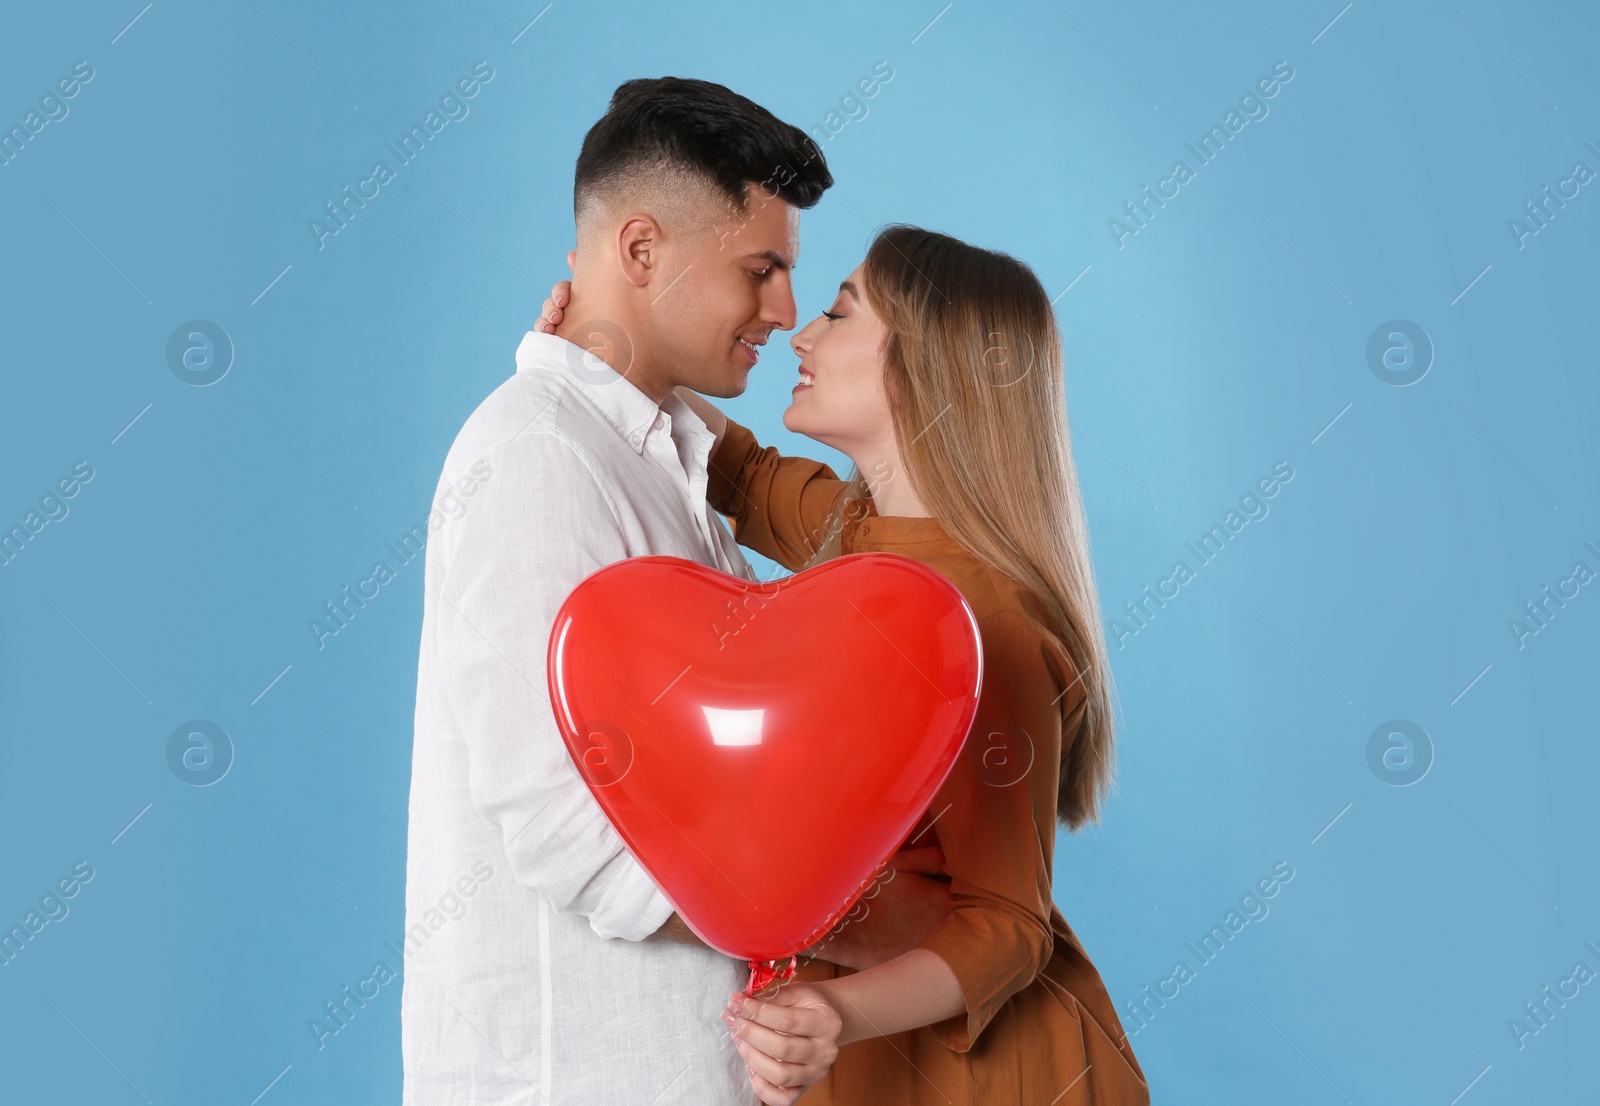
[737,338,761,362]
[797,370,814,386]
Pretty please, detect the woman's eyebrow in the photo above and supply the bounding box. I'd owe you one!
[838,281,859,302]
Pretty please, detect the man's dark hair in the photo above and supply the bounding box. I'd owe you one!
[574,77,833,221]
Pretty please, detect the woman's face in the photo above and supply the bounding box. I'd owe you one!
[782,263,894,455]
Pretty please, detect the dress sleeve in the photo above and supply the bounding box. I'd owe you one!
[704,415,851,573]
[911,593,1082,1052]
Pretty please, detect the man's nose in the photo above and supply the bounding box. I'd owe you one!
[762,275,797,333]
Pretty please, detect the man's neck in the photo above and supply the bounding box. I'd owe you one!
[552,311,673,405]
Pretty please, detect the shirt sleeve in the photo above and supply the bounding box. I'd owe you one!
[704,415,850,573]
[912,597,1077,1052]
[431,429,674,942]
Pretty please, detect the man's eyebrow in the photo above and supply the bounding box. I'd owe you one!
[742,249,793,272]
[839,281,860,302]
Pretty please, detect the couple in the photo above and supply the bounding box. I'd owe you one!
[403,76,1149,1105]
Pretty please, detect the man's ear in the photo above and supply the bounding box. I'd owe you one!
[615,215,661,289]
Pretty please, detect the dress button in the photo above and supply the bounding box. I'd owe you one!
[628,431,643,447]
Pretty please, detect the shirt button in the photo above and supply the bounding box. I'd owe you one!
[628,431,643,448]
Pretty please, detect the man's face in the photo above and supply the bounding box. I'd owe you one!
[646,185,800,399]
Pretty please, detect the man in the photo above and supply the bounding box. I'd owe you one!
[402,78,949,1105]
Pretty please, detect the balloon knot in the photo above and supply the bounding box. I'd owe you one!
[745,955,798,998]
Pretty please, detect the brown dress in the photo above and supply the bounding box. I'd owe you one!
[706,417,1150,1106]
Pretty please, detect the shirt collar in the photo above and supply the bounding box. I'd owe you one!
[515,329,688,455]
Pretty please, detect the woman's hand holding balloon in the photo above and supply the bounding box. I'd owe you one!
[723,983,844,1106]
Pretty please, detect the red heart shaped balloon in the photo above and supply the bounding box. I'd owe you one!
[547,552,983,965]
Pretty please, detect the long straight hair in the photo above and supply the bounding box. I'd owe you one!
[803,225,1118,830]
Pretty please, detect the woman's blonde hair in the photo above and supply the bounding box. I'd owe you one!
[803,225,1118,830]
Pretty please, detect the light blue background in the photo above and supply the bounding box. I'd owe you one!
[2,1,1596,1103]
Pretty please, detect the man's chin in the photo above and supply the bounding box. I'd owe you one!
[690,367,749,400]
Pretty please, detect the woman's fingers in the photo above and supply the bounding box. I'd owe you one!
[742,991,842,1043]
[890,843,947,875]
[737,994,808,1035]
[729,989,839,1094]
[746,1066,803,1106]
[735,1034,804,1090]
[535,280,572,334]
[732,1014,807,1064]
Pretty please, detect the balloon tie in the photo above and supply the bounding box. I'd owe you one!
[745,956,798,998]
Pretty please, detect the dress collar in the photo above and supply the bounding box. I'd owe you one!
[844,495,953,549]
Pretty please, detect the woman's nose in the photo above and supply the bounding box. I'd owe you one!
[791,320,814,357]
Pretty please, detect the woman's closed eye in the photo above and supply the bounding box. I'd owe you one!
[822,310,844,321]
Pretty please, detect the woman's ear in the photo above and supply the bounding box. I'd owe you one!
[878,351,905,415]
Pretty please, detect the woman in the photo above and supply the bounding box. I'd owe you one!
[538,225,1149,1106]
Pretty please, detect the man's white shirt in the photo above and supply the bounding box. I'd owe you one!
[402,330,756,1105]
